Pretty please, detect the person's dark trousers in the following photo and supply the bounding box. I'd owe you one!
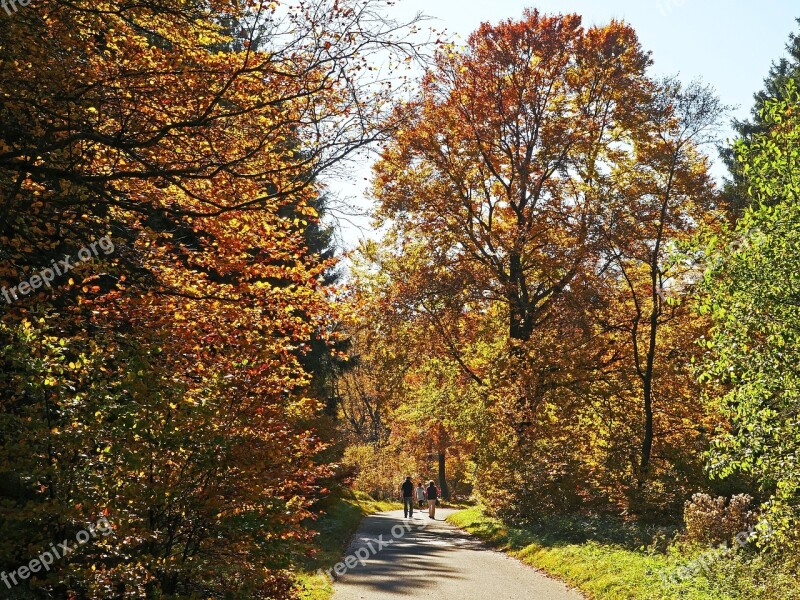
[403,497,414,517]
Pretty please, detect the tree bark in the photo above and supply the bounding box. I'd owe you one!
[438,450,450,500]
[508,252,533,341]
[639,273,660,479]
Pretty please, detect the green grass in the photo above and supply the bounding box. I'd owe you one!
[295,490,401,599]
[446,507,798,600]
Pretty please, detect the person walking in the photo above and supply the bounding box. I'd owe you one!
[426,480,438,519]
[415,481,426,508]
[401,476,415,518]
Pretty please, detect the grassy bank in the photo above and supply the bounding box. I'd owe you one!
[447,507,798,600]
[296,490,400,599]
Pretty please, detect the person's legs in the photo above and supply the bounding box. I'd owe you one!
[428,499,436,519]
[404,497,414,517]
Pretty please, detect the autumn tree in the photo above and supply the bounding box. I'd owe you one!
[596,78,724,487]
[336,242,488,499]
[369,10,724,517]
[0,0,422,596]
[371,12,657,462]
[374,10,652,345]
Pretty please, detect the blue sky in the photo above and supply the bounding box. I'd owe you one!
[328,0,800,248]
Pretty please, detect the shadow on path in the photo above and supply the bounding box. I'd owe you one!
[332,509,583,599]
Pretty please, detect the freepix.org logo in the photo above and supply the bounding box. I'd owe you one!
[1,0,34,16]
[1,516,113,590]
[320,517,430,581]
[2,236,115,305]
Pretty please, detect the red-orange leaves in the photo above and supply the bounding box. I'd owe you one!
[374,10,653,343]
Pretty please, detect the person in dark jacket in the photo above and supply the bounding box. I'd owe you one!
[426,481,438,519]
[401,476,415,518]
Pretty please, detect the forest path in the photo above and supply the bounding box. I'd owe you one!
[331,508,583,599]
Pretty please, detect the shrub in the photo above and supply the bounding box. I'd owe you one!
[682,493,755,546]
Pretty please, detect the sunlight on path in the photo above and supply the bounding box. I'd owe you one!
[332,509,583,599]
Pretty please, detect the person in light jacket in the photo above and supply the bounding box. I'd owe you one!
[415,481,426,508]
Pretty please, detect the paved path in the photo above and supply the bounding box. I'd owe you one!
[332,508,584,599]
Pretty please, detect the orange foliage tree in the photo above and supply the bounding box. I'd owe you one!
[336,243,486,499]
[0,0,420,596]
[593,78,724,494]
[369,10,722,517]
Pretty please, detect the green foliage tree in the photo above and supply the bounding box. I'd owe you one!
[721,18,800,216]
[702,81,800,545]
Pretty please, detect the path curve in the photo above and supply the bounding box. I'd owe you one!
[331,508,583,599]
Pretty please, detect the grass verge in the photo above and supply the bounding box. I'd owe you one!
[295,490,400,600]
[446,506,798,600]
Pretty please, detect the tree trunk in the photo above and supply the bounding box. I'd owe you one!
[438,450,450,500]
[639,156,675,481]
[640,372,654,477]
[639,303,658,479]
[508,252,532,341]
